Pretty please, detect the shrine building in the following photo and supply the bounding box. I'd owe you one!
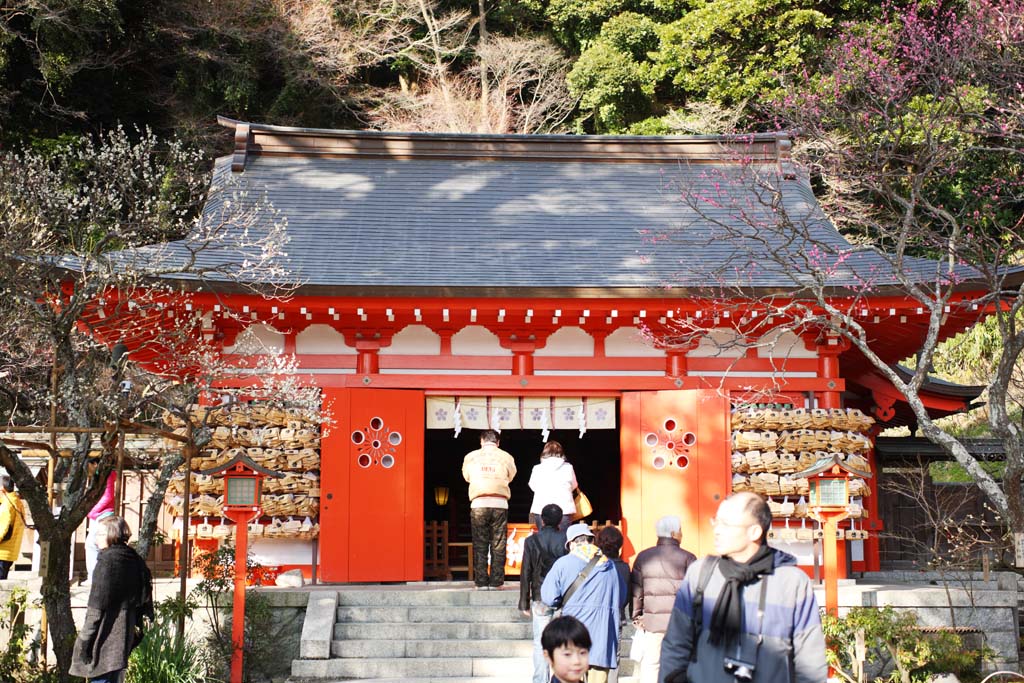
[136,119,987,583]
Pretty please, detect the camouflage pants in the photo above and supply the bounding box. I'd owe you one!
[469,506,508,587]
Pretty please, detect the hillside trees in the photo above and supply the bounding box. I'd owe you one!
[1,0,904,141]
[563,0,881,132]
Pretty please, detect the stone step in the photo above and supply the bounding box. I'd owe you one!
[337,605,524,623]
[334,621,532,640]
[336,588,518,607]
[330,638,534,658]
[293,656,532,679]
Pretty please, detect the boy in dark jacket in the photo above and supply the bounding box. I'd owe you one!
[521,504,568,683]
[542,615,592,683]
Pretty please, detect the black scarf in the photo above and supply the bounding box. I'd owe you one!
[708,544,776,646]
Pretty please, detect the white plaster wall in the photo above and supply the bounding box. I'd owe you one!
[227,323,286,354]
[381,324,441,355]
[249,538,317,565]
[687,327,746,358]
[756,329,818,359]
[535,327,594,357]
[295,324,355,355]
[452,325,511,356]
[604,327,666,357]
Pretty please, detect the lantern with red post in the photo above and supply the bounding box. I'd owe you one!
[793,453,872,616]
[200,453,283,683]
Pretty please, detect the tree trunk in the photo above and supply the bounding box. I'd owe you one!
[41,528,76,682]
[135,450,184,559]
[477,0,488,131]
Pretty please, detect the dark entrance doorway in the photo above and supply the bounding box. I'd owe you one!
[424,422,622,562]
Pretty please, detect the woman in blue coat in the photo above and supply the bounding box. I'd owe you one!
[541,523,626,683]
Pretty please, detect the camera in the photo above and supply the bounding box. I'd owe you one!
[723,656,756,681]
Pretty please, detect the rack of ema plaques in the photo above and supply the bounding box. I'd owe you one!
[729,407,874,542]
[164,401,321,554]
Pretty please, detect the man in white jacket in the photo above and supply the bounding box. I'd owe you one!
[462,430,517,589]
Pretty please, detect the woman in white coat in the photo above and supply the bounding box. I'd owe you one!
[528,441,577,532]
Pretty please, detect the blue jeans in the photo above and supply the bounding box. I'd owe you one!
[531,601,555,683]
[90,670,125,683]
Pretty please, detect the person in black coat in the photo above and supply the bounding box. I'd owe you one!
[629,515,696,683]
[70,515,153,683]
[519,504,568,683]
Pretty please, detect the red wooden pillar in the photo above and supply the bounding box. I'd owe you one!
[355,340,381,374]
[804,332,852,576]
[225,509,259,683]
[499,335,548,376]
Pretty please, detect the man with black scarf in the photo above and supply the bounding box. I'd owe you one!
[657,492,826,683]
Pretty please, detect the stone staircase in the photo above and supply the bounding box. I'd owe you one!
[290,584,637,683]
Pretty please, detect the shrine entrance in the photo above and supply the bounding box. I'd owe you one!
[424,427,622,559]
[318,388,731,583]
[423,397,623,581]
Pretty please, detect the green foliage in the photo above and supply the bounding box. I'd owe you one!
[652,0,832,104]
[0,588,33,682]
[627,115,674,134]
[822,606,992,683]
[0,589,58,683]
[568,39,656,131]
[930,460,1006,483]
[126,597,213,683]
[191,544,277,682]
[600,12,661,60]
[546,0,635,51]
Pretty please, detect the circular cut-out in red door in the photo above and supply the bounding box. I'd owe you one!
[357,453,371,468]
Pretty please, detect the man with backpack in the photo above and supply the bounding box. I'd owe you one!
[657,492,826,683]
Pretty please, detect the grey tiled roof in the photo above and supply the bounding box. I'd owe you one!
[174,126,963,294]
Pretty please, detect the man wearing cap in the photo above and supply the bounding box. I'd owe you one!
[462,429,517,590]
[630,515,696,683]
[541,522,626,683]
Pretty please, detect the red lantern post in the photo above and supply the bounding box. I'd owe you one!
[201,454,283,683]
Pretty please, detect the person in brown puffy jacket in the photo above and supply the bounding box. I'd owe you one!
[629,515,696,683]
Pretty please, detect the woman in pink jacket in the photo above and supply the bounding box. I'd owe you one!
[85,458,117,583]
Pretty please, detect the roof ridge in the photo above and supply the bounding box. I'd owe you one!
[217,116,796,171]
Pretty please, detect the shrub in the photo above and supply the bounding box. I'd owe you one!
[822,606,993,683]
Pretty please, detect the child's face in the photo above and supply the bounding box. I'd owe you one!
[544,641,589,683]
